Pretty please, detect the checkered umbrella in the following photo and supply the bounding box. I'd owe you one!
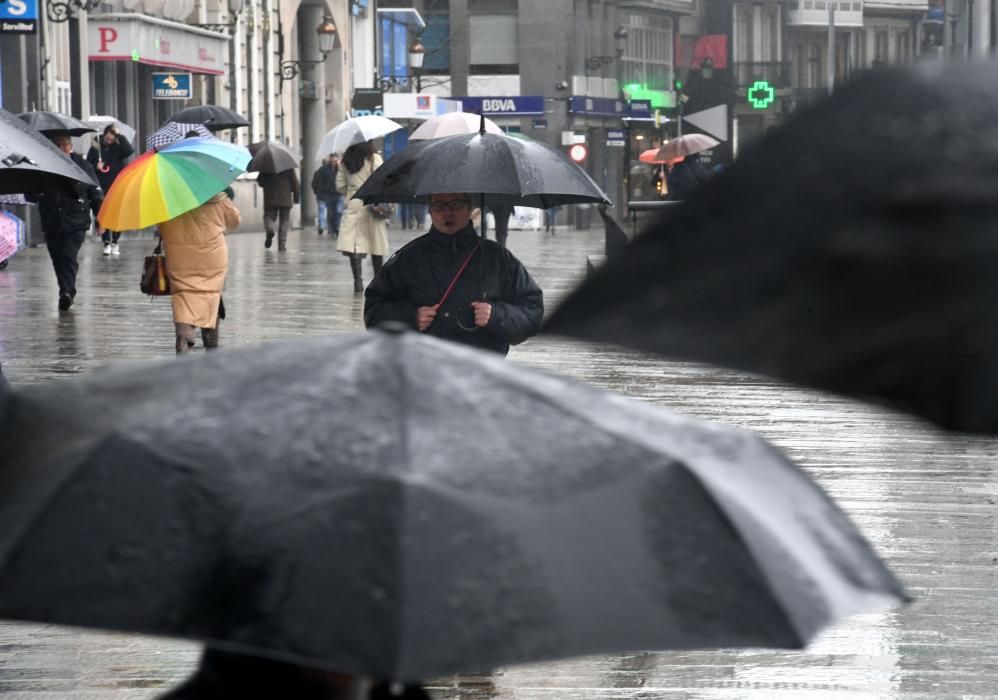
[145,123,213,151]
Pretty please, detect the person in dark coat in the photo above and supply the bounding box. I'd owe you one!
[86,123,134,255]
[160,647,431,699]
[310,154,341,237]
[256,169,300,251]
[365,192,543,356]
[666,153,710,201]
[26,133,103,311]
[490,203,514,248]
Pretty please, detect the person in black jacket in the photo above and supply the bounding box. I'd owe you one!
[666,153,710,201]
[365,192,543,356]
[28,133,103,311]
[310,153,341,237]
[86,124,133,255]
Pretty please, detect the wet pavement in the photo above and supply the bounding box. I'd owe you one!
[1,223,997,698]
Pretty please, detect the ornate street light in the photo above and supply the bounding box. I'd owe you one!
[408,39,425,92]
[280,16,337,82]
[585,26,629,72]
[46,0,101,23]
[193,0,247,33]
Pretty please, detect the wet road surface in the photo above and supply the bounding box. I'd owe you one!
[1,224,997,698]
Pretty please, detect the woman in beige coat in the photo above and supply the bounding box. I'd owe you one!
[158,191,241,353]
[336,140,389,292]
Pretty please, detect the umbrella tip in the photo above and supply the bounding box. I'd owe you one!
[479,114,486,136]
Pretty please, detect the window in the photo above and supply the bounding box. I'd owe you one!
[469,0,517,73]
[422,11,450,73]
[896,31,911,63]
[620,12,672,91]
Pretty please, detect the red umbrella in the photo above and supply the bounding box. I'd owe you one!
[638,148,683,165]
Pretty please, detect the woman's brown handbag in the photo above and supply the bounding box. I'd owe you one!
[140,238,170,296]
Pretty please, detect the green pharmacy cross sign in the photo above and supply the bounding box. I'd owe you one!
[748,80,775,109]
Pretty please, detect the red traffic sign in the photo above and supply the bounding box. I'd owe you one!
[568,144,588,163]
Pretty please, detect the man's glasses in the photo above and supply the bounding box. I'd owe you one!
[429,200,470,213]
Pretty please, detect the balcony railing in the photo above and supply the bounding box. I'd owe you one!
[732,61,792,89]
[789,1,863,27]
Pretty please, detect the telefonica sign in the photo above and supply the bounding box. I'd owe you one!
[457,96,544,116]
[0,0,38,34]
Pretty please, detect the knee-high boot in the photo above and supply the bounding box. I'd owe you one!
[372,255,384,278]
[349,254,364,293]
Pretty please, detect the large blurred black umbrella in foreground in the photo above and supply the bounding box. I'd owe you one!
[545,63,998,434]
[0,109,98,195]
[353,129,610,209]
[0,328,906,683]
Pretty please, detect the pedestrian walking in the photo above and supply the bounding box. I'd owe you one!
[157,190,240,353]
[491,203,513,248]
[544,205,559,234]
[257,168,300,251]
[365,192,543,356]
[86,123,134,255]
[336,140,389,292]
[310,153,341,237]
[25,133,103,311]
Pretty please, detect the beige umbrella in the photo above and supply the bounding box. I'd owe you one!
[655,133,720,161]
[409,111,504,140]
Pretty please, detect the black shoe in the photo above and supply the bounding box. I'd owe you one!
[317,229,324,235]
[58,294,73,311]
[265,232,274,249]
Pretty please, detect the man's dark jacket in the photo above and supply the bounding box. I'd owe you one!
[364,224,543,355]
[257,170,300,209]
[30,153,103,233]
[311,163,339,199]
[86,135,135,191]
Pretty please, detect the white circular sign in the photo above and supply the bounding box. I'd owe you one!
[568,144,588,163]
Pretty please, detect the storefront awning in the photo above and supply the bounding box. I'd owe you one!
[88,13,228,76]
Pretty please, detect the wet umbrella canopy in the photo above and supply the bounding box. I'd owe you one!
[17,110,97,137]
[0,328,905,682]
[0,109,98,195]
[353,130,610,209]
[166,105,250,132]
[247,140,301,174]
[545,63,998,434]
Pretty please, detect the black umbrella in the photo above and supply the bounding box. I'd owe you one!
[545,63,998,435]
[17,110,97,137]
[0,328,906,682]
[166,105,250,132]
[0,109,97,195]
[353,129,610,209]
[248,140,301,174]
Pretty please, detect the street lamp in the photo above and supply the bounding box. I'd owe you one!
[193,0,246,33]
[46,0,101,23]
[408,39,425,92]
[280,16,338,83]
[585,26,629,72]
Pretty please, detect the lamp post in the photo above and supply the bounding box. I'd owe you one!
[408,39,425,92]
[585,26,629,73]
[280,16,337,83]
[46,0,100,23]
[193,0,246,33]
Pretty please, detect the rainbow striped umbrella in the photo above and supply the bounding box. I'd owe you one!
[98,137,250,231]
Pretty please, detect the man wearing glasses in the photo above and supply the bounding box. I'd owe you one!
[364,193,543,356]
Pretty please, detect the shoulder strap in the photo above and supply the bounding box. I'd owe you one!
[437,241,482,308]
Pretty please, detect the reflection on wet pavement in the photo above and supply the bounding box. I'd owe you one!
[1,226,996,698]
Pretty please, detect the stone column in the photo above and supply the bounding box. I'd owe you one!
[298,2,326,228]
